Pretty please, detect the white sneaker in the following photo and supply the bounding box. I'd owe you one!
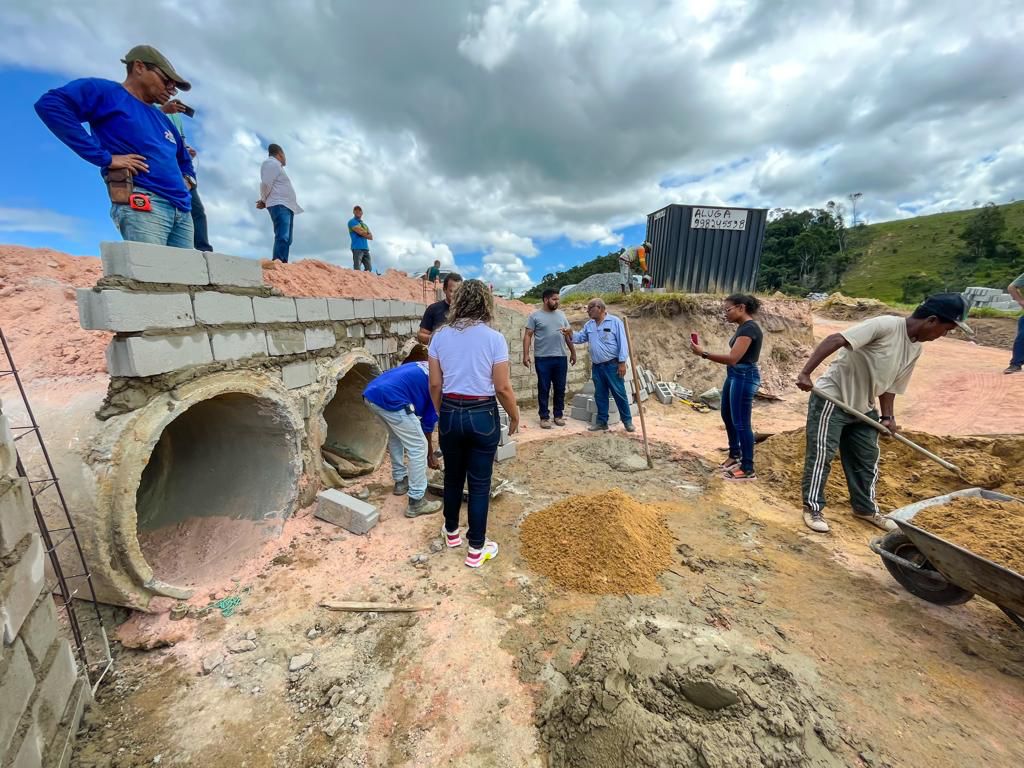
[442,524,463,548]
[803,509,830,533]
[853,511,897,532]
[465,540,499,568]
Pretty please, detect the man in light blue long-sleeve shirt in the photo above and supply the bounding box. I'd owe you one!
[562,298,635,432]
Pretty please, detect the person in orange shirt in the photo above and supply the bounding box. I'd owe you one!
[618,241,652,293]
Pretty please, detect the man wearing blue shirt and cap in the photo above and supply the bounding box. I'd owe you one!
[563,297,636,433]
[35,45,197,248]
[363,361,442,518]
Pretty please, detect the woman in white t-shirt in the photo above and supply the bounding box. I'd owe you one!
[428,279,520,568]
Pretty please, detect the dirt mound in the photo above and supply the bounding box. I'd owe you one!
[573,433,650,472]
[568,296,814,396]
[816,292,896,321]
[913,496,1024,574]
[759,429,1024,512]
[537,619,844,768]
[520,489,673,594]
[0,245,108,381]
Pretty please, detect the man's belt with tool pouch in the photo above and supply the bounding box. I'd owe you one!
[106,169,152,211]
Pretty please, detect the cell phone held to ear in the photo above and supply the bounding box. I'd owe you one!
[105,168,133,205]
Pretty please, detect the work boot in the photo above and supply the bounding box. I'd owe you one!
[553,417,566,426]
[588,422,609,432]
[852,511,897,532]
[406,496,441,518]
[465,540,499,568]
[1005,364,1022,374]
[540,419,553,429]
[623,422,636,433]
[803,508,830,533]
[393,477,409,496]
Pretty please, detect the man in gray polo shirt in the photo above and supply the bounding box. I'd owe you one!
[523,289,576,428]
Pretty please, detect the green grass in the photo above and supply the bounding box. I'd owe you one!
[969,305,1021,318]
[839,201,1024,303]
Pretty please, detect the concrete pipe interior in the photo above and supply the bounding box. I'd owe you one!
[321,361,388,476]
[135,392,298,588]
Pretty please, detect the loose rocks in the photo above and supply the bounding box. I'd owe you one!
[289,653,313,672]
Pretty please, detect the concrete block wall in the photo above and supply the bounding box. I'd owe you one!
[964,286,1020,312]
[80,242,430,389]
[0,401,90,768]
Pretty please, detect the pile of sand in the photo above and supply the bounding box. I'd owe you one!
[816,292,894,321]
[758,428,1023,512]
[520,489,673,594]
[913,496,1024,575]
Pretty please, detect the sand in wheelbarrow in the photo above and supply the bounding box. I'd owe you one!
[520,489,673,594]
[912,496,1024,575]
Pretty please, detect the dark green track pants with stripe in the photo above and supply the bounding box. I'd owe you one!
[801,393,881,515]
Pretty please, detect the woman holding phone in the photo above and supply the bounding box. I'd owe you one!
[690,294,763,480]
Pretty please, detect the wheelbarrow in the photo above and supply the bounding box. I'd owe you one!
[869,488,1024,631]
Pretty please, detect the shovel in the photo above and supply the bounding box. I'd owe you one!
[810,387,966,478]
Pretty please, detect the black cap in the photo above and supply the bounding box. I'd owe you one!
[919,293,973,335]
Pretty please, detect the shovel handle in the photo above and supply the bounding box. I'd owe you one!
[810,387,963,475]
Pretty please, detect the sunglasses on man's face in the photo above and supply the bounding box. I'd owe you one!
[144,63,175,90]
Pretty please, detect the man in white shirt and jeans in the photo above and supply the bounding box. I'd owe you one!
[256,143,302,263]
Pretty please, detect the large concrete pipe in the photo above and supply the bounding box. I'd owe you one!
[307,350,388,489]
[24,371,305,610]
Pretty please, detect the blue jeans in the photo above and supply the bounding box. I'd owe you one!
[110,188,194,248]
[592,360,632,426]
[1012,314,1024,367]
[365,400,428,500]
[438,397,500,548]
[268,205,294,263]
[190,187,212,252]
[352,249,371,271]
[721,364,760,473]
[535,356,568,419]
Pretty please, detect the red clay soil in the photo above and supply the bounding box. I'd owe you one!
[0,245,529,382]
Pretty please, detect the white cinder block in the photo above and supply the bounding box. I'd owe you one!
[253,296,298,323]
[328,298,355,321]
[106,332,213,376]
[372,299,390,318]
[364,321,382,336]
[495,442,517,462]
[364,338,385,355]
[384,337,398,353]
[100,241,209,284]
[193,292,255,325]
[304,326,336,350]
[346,325,365,339]
[0,534,45,643]
[295,298,330,322]
[205,252,264,287]
[267,329,306,356]
[282,360,317,389]
[0,414,15,478]
[352,299,374,318]
[210,330,268,361]
[78,289,194,332]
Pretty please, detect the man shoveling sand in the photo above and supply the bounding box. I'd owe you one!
[795,293,973,533]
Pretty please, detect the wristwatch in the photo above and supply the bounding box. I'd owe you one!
[701,352,709,359]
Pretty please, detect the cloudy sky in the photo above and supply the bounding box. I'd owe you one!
[2,0,1022,291]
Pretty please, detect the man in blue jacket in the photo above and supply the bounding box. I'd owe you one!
[363,361,442,518]
[35,45,197,248]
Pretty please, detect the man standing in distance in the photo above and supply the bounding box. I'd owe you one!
[1003,271,1024,374]
[349,206,373,271]
[35,45,196,247]
[161,100,212,251]
[426,259,443,300]
[257,144,302,263]
[797,293,972,533]
[418,273,463,345]
[563,298,635,432]
[523,289,576,428]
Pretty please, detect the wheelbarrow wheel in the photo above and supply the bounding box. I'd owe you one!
[878,531,974,606]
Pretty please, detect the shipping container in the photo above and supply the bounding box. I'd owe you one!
[645,204,767,294]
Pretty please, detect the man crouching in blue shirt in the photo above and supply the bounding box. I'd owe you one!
[363,361,443,518]
[35,45,197,249]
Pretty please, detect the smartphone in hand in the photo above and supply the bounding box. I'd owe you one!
[690,333,699,345]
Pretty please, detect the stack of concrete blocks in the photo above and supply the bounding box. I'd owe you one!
[313,489,378,534]
[1,399,91,768]
[77,242,429,391]
[568,362,643,426]
[495,404,516,462]
[964,286,1018,311]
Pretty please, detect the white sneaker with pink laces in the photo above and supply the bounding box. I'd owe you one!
[465,540,499,568]
[442,524,463,548]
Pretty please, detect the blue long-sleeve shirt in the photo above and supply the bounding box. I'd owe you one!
[35,78,195,211]
[571,314,628,364]
[362,362,438,434]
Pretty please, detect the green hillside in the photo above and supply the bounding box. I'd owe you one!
[840,201,1024,303]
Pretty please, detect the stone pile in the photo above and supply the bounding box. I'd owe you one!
[964,286,1018,311]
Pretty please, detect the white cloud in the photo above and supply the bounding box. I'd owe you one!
[3,0,1024,293]
[0,206,80,236]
